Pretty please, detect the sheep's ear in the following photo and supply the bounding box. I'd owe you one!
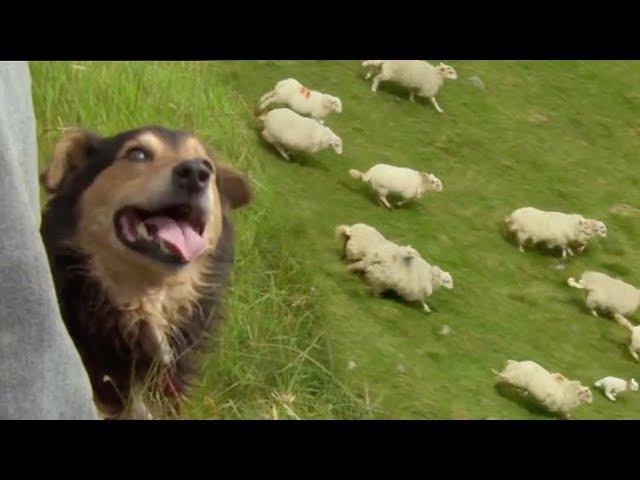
[403,254,414,266]
[215,162,253,209]
[41,129,99,194]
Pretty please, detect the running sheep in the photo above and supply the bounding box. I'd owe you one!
[260,108,342,161]
[504,207,607,259]
[362,60,458,113]
[347,242,453,314]
[256,78,342,122]
[348,163,443,209]
[567,271,640,362]
[493,360,593,419]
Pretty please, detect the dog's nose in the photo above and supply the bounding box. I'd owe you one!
[173,159,211,194]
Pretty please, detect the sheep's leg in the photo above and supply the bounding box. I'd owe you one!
[430,97,444,113]
[262,129,290,161]
[578,243,587,253]
[630,346,639,361]
[606,390,617,402]
[371,74,382,92]
[409,92,416,103]
[272,144,289,161]
[591,310,599,318]
[561,247,568,259]
[258,93,277,111]
[347,260,366,272]
[421,302,432,314]
[379,194,392,209]
[567,247,575,257]
[364,69,373,80]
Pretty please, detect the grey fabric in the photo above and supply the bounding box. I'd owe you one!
[0,61,98,419]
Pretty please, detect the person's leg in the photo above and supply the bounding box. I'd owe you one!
[0,61,98,419]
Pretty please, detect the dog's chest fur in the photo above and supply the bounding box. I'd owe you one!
[46,214,235,418]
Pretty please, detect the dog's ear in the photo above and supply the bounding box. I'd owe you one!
[41,129,99,194]
[215,163,253,209]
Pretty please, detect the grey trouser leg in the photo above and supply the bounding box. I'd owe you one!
[0,61,98,419]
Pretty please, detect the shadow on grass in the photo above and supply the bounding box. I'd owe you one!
[494,383,560,419]
[337,179,425,211]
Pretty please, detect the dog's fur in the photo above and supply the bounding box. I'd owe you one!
[40,126,252,419]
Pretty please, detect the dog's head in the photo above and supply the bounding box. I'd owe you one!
[42,126,252,279]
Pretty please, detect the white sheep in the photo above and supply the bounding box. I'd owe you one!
[348,164,443,209]
[362,60,458,113]
[257,78,342,122]
[614,316,640,362]
[594,376,638,402]
[347,243,453,314]
[567,271,640,362]
[335,223,391,261]
[260,108,342,161]
[505,207,607,259]
[493,360,593,419]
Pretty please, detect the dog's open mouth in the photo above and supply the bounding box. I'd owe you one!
[114,205,207,265]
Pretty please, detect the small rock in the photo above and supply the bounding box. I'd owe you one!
[553,263,567,271]
[611,203,640,218]
[468,75,486,90]
[397,364,406,373]
[439,325,452,336]
[347,360,358,370]
[528,113,549,125]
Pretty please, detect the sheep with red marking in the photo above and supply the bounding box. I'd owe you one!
[256,78,342,122]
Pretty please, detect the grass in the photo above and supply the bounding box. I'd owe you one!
[31,60,640,419]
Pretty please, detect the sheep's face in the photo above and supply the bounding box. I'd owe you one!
[438,63,458,81]
[329,96,342,113]
[330,135,343,155]
[578,387,593,404]
[441,272,454,289]
[629,379,639,391]
[589,220,607,238]
[433,267,454,290]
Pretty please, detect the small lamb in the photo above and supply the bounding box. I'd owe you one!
[348,164,442,209]
[594,376,638,402]
[260,108,342,161]
[493,360,593,419]
[505,207,607,259]
[362,60,457,113]
[257,78,342,122]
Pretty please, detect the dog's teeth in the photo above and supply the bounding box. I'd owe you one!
[159,241,171,255]
[136,222,150,240]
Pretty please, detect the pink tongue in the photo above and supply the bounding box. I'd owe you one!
[143,216,206,262]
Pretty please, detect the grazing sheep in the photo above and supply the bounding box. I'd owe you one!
[348,244,453,314]
[594,376,638,402]
[348,164,443,209]
[256,78,342,122]
[335,223,390,261]
[362,60,457,113]
[505,207,607,259]
[260,108,342,160]
[493,360,593,419]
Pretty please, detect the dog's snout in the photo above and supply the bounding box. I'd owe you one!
[173,159,211,193]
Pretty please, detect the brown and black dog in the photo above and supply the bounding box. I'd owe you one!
[40,126,252,419]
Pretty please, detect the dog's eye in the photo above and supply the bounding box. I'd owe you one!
[126,147,151,163]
